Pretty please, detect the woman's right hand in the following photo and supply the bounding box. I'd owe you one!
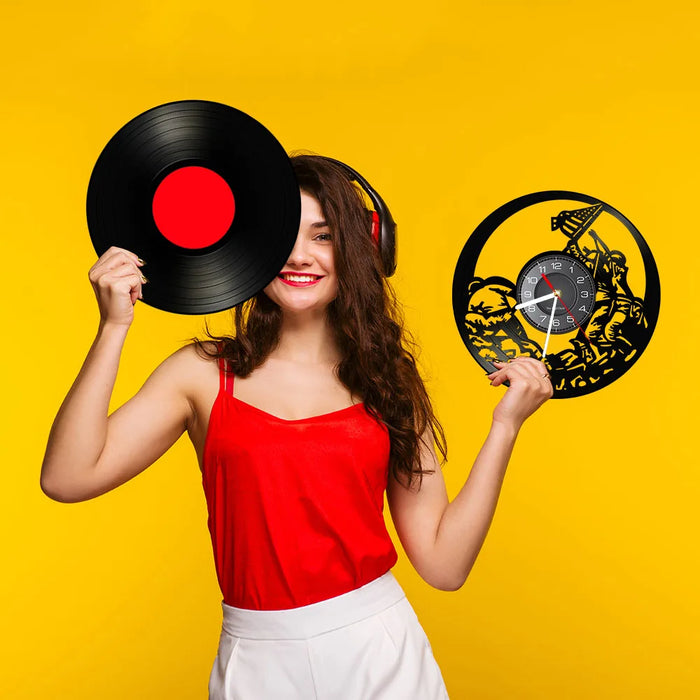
[88,246,147,327]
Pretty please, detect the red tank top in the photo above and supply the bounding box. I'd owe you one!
[201,356,398,610]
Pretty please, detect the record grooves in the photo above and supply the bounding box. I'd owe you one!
[87,100,301,314]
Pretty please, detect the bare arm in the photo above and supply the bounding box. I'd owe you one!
[387,356,552,591]
[40,246,193,503]
[41,320,129,499]
[40,328,195,502]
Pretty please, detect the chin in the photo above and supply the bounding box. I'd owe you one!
[263,282,337,315]
[281,301,333,316]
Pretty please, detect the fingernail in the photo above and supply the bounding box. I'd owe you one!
[141,274,149,284]
[137,258,146,265]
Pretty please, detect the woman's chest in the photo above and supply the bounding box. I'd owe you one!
[233,362,360,421]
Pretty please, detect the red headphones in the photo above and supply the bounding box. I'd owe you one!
[321,157,397,277]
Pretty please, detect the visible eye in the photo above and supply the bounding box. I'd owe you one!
[314,232,332,241]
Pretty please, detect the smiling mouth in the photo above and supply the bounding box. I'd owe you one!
[278,273,323,287]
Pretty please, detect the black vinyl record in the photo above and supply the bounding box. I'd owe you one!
[86,100,301,314]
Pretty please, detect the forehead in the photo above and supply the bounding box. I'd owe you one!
[300,190,325,222]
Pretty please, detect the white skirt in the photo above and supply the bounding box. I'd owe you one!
[208,571,449,699]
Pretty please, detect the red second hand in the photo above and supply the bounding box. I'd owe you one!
[540,273,592,344]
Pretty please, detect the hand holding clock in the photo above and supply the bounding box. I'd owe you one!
[486,356,553,429]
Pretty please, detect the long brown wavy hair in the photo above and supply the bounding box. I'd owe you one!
[191,153,446,489]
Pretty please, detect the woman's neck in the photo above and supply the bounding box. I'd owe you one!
[271,309,341,365]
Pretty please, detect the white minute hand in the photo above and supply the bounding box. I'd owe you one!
[542,296,558,358]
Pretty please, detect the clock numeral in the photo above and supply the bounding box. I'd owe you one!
[540,315,547,322]
[579,305,587,312]
[576,276,585,284]
[539,265,547,273]
[569,265,575,273]
[552,262,562,270]
[552,319,560,327]
[523,290,532,298]
[527,305,535,313]
[527,276,537,284]
[580,291,589,298]
[566,315,574,323]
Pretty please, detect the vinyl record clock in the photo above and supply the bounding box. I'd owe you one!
[452,191,660,398]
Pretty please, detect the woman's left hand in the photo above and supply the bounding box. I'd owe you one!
[486,356,554,430]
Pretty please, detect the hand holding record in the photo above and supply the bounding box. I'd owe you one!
[88,247,148,327]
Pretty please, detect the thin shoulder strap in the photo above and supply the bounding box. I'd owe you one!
[217,342,234,396]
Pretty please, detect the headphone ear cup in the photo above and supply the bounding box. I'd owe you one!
[367,208,396,277]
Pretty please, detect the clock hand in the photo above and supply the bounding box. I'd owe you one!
[542,295,557,358]
[514,292,557,310]
[540,273,592,344]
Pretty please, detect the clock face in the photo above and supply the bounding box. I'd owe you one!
[516,252,596,334]
[452,191,660,399]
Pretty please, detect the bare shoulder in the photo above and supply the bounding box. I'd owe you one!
[163,341,220,400]
[166,340,219,373]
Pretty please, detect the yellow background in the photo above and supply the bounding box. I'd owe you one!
[2,0,697,697]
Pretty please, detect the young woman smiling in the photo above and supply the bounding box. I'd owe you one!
[41,155,553,698]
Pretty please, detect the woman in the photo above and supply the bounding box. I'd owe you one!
[41,155,552,698]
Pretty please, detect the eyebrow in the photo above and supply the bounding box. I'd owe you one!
[311,221,329,228]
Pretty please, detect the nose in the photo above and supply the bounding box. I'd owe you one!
[286,233,312,267]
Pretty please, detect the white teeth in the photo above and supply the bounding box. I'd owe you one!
[282,274,318,282]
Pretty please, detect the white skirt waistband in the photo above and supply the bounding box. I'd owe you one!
[220,571,406,640]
